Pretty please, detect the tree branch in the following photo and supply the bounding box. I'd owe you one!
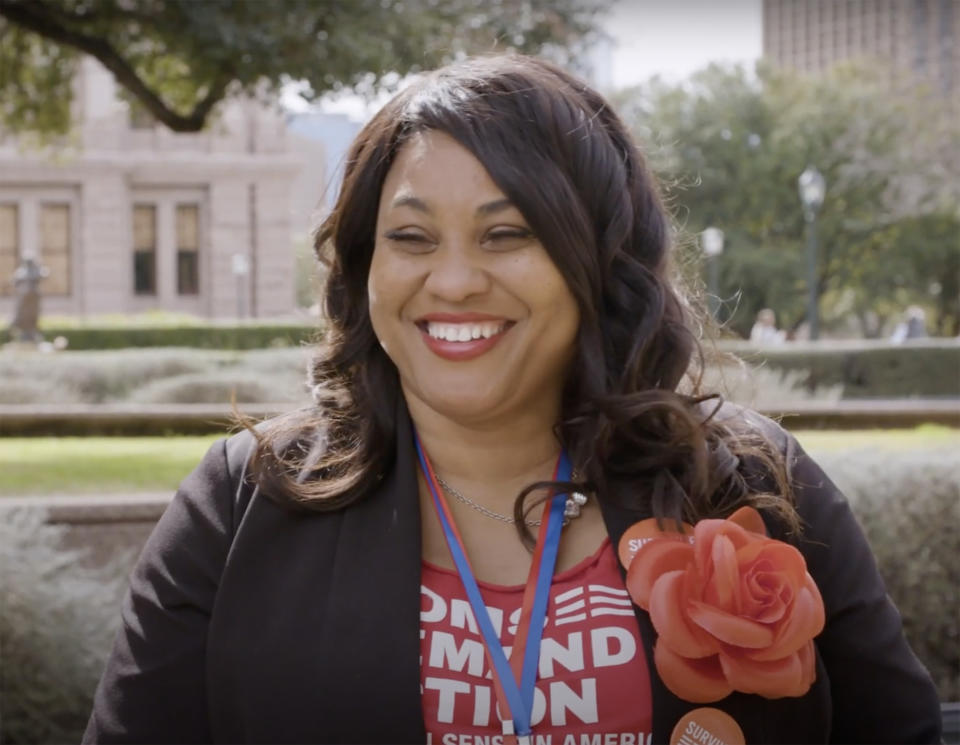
[0,0,228,131]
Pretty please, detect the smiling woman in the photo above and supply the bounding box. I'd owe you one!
[84,55,941,744]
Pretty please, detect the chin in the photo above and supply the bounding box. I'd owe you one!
[427,393,503,422]
[406,378,508,422]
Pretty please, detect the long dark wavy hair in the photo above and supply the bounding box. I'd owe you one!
[247,54,799,538]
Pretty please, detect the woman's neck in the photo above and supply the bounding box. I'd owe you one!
[405,392,562,491]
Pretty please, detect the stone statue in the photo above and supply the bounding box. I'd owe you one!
[8,257,49,344]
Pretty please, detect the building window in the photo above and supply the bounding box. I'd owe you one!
[176,204,199,295]
[0,204,17,296]
[133,204,157,295]
[39,203,71,296]
[131,188,205,302]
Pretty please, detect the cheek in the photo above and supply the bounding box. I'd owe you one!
[366,253,387,333]
[366,246,412,349]
[539,276,580,346]
[369,247,410,310]
[512,255,579,328]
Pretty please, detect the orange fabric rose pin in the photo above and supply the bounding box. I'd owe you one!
[622,506,825,703]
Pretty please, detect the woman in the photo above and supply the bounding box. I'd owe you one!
[84,55,940,744]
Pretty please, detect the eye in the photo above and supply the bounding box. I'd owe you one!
[383,229,436,253]
[482,227,535,251]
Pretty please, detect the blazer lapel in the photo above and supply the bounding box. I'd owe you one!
[313,401,427,744]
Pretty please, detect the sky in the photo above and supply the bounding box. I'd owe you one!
[605,0,762,88]
[300,0,763,120]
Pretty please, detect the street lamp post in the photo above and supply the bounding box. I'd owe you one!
[232,252,250,319]
[798,165,825,341]
[701,227,724,319]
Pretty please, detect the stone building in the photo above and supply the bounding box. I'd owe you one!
[0,57,325,320]
[762,0,958,97]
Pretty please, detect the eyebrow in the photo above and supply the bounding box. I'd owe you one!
[390,195,515,217]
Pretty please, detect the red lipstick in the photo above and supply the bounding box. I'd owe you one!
[415,314,513,361]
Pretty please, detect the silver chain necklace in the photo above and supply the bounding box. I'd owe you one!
[434,473,588,527]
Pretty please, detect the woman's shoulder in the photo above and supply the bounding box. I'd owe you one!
[697,399,845,537]
[699,398,793,453]
[166,429,260,536]
[226,405,329,474]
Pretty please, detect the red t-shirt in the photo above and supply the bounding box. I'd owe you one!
[420,538,653,745]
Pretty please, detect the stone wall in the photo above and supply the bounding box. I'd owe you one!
[3,494,169,569]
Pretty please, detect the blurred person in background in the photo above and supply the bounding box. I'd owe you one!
[84,55,941,744]
[749,307,786,346]
[890,305,928,343]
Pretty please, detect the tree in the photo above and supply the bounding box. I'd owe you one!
[615,62,959,337]
[0,0,607,134]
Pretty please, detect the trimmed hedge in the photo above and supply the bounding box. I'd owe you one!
[3,326,954,398]
[0,348,311,405]
[0,508,134,744]
[719,340,960,399]
[1,323,319,350]
[815,447,959,702]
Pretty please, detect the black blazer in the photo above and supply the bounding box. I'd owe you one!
[84,404,942,744]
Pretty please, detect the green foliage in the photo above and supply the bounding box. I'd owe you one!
[815,447,960,701]
[0,436,220,495]
[796,425,959,453]
[0,0,607,133]
[0,507,136,743]
[0,18,77,136]
[697,361,844,407]
[1,343,953,410]
[724,340,960,399]
[128,372,298,405]
[616,62,960,338]
[0,321,320,349]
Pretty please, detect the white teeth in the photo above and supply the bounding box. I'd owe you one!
[425,322,506,341]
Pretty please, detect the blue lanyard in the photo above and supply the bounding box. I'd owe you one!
[415,431,571,738]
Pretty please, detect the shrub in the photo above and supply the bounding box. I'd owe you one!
[0,348,212,404]
[0,378,82,405]
[2,347,844,409]
[813,447,960,701]
[723,340,960,399]
[128,372,307,405]
[0,508,135,744]
[697,361,844,406]
[0,323,321,350]
[0,348,312,405]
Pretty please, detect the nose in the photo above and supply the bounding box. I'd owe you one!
[422,243,490,302]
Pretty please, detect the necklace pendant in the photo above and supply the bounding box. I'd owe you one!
[563,491,588,520]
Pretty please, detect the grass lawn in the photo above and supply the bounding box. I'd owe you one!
[791,424,960,452]
[0,426,957,496]
[0,435,222,496]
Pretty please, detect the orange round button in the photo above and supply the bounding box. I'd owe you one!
[617,517,693,570]
[670,707,746,745]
